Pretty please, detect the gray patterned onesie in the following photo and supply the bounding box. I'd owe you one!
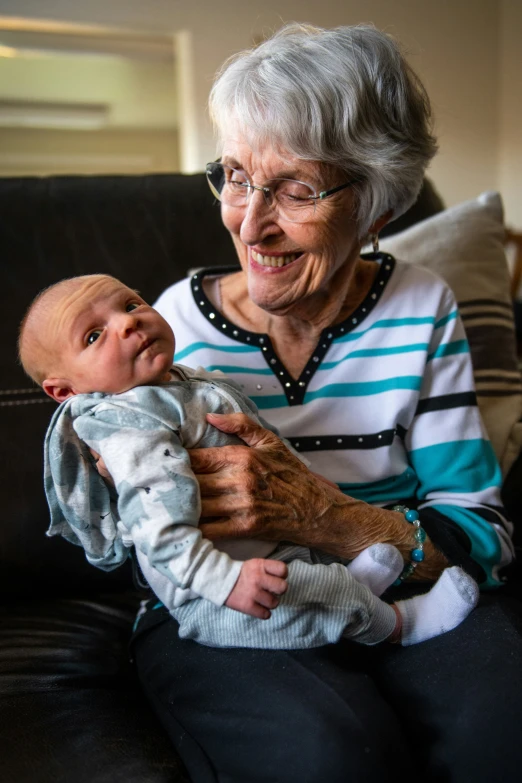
[45,364,396,648]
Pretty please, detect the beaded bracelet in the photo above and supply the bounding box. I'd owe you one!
[392,505,427,585]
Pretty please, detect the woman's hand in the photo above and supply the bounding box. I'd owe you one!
[190,413,448,578]
[189,412,364,554]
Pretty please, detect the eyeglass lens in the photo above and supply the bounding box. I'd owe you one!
[206,163,317,222]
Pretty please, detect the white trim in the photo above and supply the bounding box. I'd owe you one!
[174,30,199,174]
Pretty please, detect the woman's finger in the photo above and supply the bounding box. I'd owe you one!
[188,444,247,474]
[89,448,115,486]
[196,470,271,498]
[199,519,245,540]
[196,473,236,496]
[200,495,253,517]
[206,412,281,449]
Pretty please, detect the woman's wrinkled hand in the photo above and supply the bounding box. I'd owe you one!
[188,412,350,548]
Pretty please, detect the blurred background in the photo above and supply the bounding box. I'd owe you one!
[0,0,519,231]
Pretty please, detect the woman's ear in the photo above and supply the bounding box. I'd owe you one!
[368,209,394,236]
[42,379,77,403]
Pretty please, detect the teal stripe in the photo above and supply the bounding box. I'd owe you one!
[368,317,435,328]
[322,343,429,370]
[430,504,502,588]
[337,467,419,504]
[336,316,435,344]
[409,439,501,496]
[250,394,288,409]
[435,309,458,329]
[305,376,422,402]
[205,365,273,375]
[427,339,469,362]
[175,342,258,362]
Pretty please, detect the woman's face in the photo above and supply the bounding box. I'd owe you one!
[220,133,363,316]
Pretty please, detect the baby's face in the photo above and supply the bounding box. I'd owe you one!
[44,277,175,396]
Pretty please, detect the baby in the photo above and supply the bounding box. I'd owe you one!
[19,274,479,649]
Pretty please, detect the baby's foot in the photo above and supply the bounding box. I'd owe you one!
[396,566,479,646]
[347,543,404,596]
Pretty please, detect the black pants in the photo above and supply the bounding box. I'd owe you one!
[132,592,522,783]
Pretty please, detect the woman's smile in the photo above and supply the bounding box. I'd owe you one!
[250,248,303,270]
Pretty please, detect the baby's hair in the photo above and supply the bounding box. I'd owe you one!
[18,274,120,385]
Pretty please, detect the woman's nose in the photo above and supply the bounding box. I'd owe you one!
[239,189,281,246]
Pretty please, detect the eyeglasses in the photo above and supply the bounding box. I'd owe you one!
[206,162,358,224]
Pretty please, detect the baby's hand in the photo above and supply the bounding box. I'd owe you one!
[225,558,288,619]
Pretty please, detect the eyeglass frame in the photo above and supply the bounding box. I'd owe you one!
[205,160,360,212]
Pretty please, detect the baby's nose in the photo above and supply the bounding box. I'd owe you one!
[118,311,139,336]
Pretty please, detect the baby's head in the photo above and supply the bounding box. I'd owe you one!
[19,274,175,402]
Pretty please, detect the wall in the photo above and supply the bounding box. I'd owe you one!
[0,0,518,224]
[0,53,178,129]
[498,0,522,229]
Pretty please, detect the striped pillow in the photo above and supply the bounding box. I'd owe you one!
[380,191,522,475]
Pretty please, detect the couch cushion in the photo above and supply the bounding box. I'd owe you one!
[380,192,522,475]
[0,592,189,783]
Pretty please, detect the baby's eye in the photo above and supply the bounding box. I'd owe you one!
[126,302,140,312]
[87,330,102,346]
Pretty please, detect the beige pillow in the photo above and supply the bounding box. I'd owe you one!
[379,192,522,475]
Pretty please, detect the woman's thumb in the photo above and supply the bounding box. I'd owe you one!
[206,412,277,448]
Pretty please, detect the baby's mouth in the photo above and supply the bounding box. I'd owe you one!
[137,338,156,356]
[251,249,302,268]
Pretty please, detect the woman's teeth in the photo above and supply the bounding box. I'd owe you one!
[251,250,299,267]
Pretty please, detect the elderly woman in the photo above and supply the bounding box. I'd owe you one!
[132,23,522,783]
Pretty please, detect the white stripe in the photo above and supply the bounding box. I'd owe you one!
[408,405,487,450]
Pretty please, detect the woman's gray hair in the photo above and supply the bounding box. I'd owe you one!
[209,23,438,237]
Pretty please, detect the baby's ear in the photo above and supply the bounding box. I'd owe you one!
[42,379,77,403]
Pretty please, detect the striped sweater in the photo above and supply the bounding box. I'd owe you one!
[154,253,514,587]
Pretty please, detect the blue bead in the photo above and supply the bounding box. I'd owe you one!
[393,578,403,587]
[405,509,419,522]
[411,548,425,562]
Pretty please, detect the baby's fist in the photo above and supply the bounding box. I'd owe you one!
[225,558,288,619]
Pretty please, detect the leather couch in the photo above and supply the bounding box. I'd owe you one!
[1,173,500,782]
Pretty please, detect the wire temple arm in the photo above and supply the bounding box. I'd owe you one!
[317,179,360,201]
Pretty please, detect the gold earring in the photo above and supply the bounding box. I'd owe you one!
[370,234,379,253]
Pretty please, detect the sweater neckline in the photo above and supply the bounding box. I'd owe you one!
[190,252,396,405]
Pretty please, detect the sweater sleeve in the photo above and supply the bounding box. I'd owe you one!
[403,287,514,587]
[74,401,242,605]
